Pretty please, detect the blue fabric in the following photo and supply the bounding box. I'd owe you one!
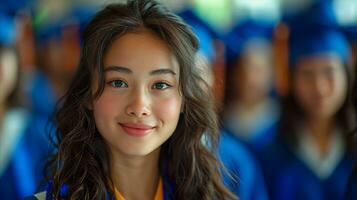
[218,129,268,200]
[0,128,39,200]
[224,117,279,154]
[178,9,215,62]
[23,71,58,189]
[0,12,16,45]
[283,0,352,66]
[283,0,340,31]
[0,155,32,200]
[0,71,59,200]
[289,28,351,67]
[28,71,58,117]
[43,176,174,200]
[0,0,31,15]
[345,169,357,200]
[260,141,356,200]
[223,20,274,64]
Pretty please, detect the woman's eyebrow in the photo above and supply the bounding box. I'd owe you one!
[104,65,177,76]
[104,65,132,74]
[150,69,176,76]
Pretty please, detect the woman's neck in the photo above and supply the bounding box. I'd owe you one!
[110,148,161,200]
[304,117,335,156]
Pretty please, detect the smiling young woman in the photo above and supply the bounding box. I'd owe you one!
[28,0,238,199]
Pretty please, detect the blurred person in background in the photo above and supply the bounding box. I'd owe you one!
[180,10,269,200]
[262,26,356,200]
[3,6,97,199]
[222,20,280,156]
[17,5,97,194]
[0,11,33,199]
[260,1,357,199]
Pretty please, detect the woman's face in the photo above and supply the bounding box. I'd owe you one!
[293,54,347,120]
[234,49,272,103]
[92,30,183,158]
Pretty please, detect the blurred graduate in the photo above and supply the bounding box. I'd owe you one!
[261,1,357,199]
[179,9,269,200]
[221,19,280,156]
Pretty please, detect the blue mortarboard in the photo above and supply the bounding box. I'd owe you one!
[283,0,339,32]
[285,0,351,67]
[289,28,351,66]
[223,20,274,64]
[0,12,16,46]
[0,0,31,15]
[178,9,216,63]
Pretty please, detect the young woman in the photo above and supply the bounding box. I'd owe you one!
[31,0,237,199]
[262,27,357,200]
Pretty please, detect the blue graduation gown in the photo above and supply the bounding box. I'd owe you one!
[0,71,58,199]
[344,169,357,200]
[26,175,175,200]
[260,141,356,200]
[218,129,269,200]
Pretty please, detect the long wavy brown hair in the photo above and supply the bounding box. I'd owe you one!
[45,0,237,199]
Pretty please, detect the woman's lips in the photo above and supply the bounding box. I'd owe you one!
[119,123,155,137]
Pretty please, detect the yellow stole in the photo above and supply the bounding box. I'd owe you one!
[114,177,163,200]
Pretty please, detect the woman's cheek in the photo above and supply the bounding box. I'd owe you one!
[94,92,124,117]
[154,95,182,120]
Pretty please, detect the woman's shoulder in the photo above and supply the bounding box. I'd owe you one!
[24,191,46,200]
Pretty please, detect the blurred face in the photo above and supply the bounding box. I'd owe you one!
[293,55,347,120]
[92,30,182,158]
[234,49,272,103]
[0,48,18,105]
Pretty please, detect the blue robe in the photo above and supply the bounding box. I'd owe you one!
[260,141,356,200]
[345,169,357,200]
[0,71,58,200]
[218,129,268,200]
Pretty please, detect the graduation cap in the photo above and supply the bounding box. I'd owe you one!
[283,0,339,32]
[0,0,32,15]
[289,27,351,67]
[0,12,16,46]
[223,19,275,65]
[286,1,351,66]
[178,9,216,63]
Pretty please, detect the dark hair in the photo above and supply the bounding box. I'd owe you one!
[45,0,237,199]
[279,61,355,151]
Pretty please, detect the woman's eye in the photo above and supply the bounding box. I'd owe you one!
[109,80,128,88]
[152,82,171,90]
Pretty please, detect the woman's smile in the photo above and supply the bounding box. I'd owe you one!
[119,123,156,137]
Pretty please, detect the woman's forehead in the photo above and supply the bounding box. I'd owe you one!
[103,31,180,74]
[295,53,344,69]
